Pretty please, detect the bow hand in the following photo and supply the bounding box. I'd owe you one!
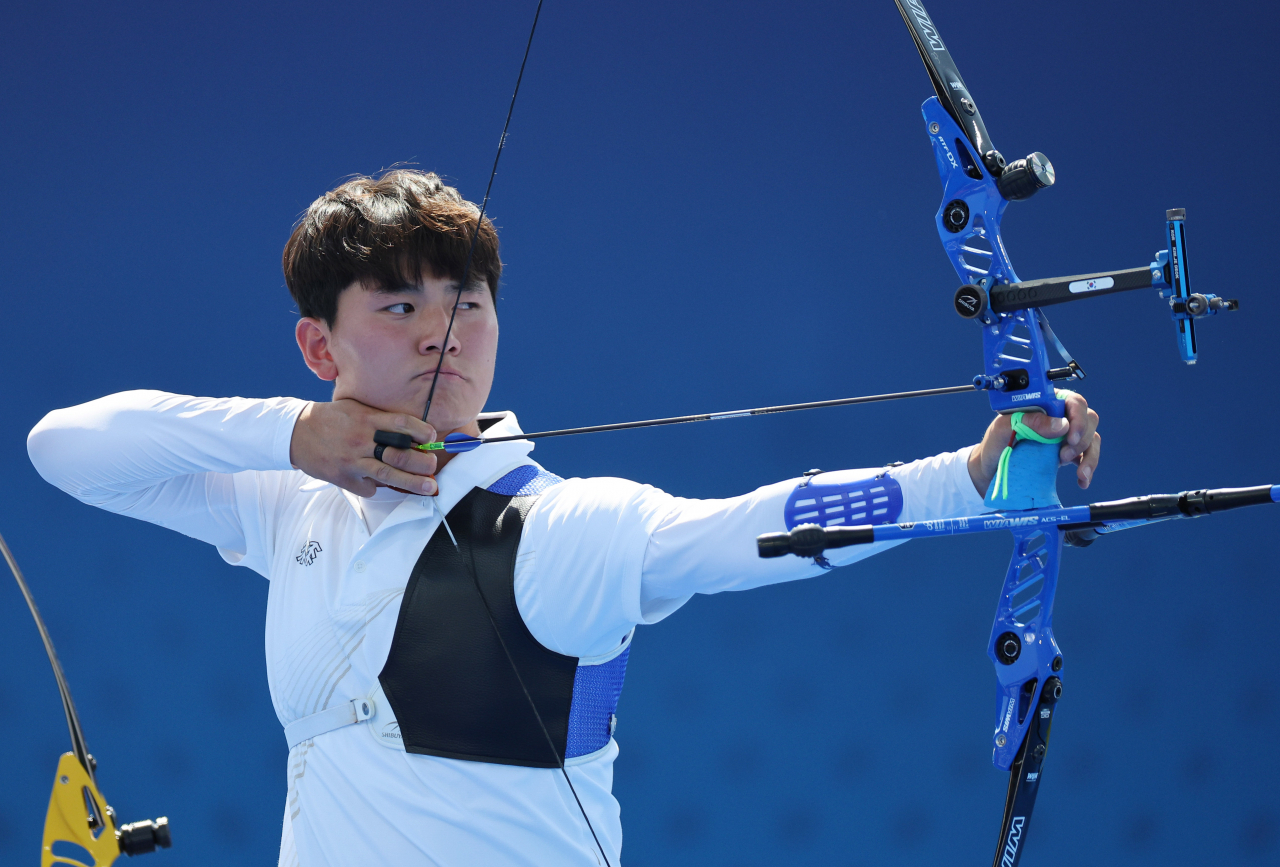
[968,392,1101,496]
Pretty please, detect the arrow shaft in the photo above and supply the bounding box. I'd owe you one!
[417,382,980,452]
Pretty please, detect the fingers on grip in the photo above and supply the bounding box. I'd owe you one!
[1077,431,1101,487]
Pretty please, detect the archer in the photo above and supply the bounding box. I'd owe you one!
[27,169,1100,866]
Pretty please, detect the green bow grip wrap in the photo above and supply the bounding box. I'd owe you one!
[984,411,1066,511]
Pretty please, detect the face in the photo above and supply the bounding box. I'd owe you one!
[296,274,498,436]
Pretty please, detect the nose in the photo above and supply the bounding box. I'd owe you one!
[418,298,463,359]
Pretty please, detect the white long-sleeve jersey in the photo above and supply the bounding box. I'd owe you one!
[27,390,986,866]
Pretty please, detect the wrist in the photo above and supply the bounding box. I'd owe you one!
[289,401,316,469]
[967,443,992,496]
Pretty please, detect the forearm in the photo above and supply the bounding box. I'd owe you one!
[639,446,985,607]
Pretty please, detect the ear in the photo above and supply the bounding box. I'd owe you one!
[296,317,339,381]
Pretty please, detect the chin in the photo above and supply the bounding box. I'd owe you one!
[418,386,487,433]
[427,406,482,433]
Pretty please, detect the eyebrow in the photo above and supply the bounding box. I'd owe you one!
[370,283,425,296]
[370,280,483,296]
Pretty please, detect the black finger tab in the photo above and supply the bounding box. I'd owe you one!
[374,430,415,450]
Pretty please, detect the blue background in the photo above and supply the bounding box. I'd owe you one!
[1,0,1276,864]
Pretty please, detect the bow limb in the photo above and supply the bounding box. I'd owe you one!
[1,531,171,865]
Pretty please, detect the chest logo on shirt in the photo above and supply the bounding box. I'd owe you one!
[295,540,322,567]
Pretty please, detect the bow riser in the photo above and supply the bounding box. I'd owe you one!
[988,526,1063,772]
[909,7,1072,860]
[923,98,1067,420]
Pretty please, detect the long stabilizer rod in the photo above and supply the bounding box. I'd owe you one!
[757,485,1280,559]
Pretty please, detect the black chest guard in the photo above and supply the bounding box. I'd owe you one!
[377,485,579,768]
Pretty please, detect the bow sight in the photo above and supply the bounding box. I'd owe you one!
[952,208,1238,369]
[897,0,1237,402]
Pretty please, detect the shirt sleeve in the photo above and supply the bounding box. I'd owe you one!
[27,390,307,563]
[516,446,985,658]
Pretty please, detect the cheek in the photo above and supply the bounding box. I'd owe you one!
[332,327,399,378]
[475,317,499,360]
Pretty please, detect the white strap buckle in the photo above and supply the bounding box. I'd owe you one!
[285,697,375,749]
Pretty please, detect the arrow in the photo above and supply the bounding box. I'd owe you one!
[376,381,979,454]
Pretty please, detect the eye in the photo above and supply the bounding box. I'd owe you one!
[385,302,414,314]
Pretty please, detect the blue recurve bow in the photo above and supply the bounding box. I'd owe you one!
[757,3,1273,866]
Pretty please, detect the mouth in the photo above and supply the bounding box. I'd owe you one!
[417,368,465,382]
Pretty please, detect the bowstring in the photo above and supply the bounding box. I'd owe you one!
[420,4,614,865]
[422,0,545,426]
[441,514,615,867]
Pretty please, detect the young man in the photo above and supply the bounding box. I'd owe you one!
[27,169,1100,866]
